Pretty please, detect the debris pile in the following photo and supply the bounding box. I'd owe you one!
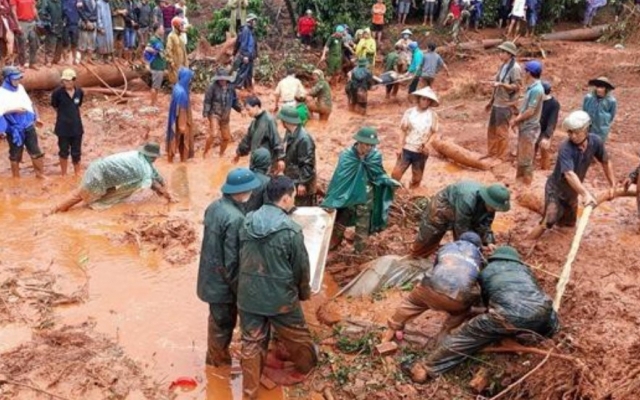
[123,217,198,264]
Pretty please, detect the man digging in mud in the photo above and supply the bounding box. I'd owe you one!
[382,232,485,344]
[322,127,401,253]
[196,167,260,366]
[238,176,318,399]
[407,246,558,382]
[484,41,522,160]
[411,180,511,259]
[48,143,175,213]
[528,110,615,240]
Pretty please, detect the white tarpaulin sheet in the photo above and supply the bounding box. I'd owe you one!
[291,207,336,293]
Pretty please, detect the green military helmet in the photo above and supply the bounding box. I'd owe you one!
[357,58,369,67]
[221,167,260,194]
[277,105,302,125]
[353,126,379,145]
[479,183,510,212]
[487,245,522,263]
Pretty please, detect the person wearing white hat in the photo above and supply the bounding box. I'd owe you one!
[395,28,412,70]
[391,87,440,189]
[528,110,616,240]
[51,68,84,176]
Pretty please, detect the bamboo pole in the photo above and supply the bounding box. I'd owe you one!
[553,204,594,311]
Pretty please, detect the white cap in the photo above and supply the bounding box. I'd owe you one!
[562,110,591,131]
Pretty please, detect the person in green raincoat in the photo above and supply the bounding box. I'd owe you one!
[246,147,271,212]
[238,175,317,400]
[320,25,345,86]
[196,167,260,367]
[322,127,402,253]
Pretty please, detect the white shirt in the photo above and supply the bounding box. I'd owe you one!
[400,107,437,153]
[275,75,306,103]
[0,84,34,116]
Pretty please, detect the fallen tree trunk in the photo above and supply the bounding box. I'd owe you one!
[517,188,637,216]
[540,24,608,42]
[430,138,492,171]
[21,64,142,91]
[83,88,144,98]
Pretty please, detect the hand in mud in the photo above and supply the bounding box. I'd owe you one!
[297,184,307,197]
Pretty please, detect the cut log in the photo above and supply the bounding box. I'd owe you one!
[516,191,545,215]
[20,64,142,91]
[540,25,608,42]
[431,138,492,171]
[83,88,144,98]
[595,188,637,204]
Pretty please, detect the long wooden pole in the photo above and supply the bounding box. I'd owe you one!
[553,204,594,311]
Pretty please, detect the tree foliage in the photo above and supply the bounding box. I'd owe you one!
[206,0,268,44]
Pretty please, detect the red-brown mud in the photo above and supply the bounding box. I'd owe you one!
[1,23,640,399]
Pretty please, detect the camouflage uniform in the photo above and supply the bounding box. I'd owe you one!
[332,182,374,253]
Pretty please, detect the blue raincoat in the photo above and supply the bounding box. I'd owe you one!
[166,67,194,160]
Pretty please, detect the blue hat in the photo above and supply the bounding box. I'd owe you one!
[542,81,552,95]
[408,41,418,50]
[335,25,345,33]
[221,168,260,195]
[524,60,543,75]
[459,231,482,248]
[2,66,23,80]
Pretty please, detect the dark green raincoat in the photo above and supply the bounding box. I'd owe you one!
[283,125,316,192]
[246,149,271,212]
[321,145,396,234]
[237,204,311,316]
[197,195,247,304]
[236,110,285,163]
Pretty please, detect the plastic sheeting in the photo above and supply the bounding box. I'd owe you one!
[337,256,434,297]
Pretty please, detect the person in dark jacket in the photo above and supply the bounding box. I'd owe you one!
[234,96,285,172]
[383,232,485,344]
[202,67,243,157]
[411,180,511,259]
[322,127,401,252]
[246,148,271,212]
[135,0,153,59]
[238,175,317,400]
[233,13,258,90]
[346,58,377,115]
[409,246,558,381]
[196,167,260,367]
[278,106,316,206]
[582,76,617,143]
[51,68,84,175]
[40,0,65,67]
[62,0,80,64]
[535,81,560,170]
[77,0,98,63]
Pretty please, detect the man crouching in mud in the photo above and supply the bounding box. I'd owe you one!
[237,175,318,399]
[405,246,558,383]
[47,143,176,214]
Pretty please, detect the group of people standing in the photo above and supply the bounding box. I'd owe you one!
[0,0,192,67]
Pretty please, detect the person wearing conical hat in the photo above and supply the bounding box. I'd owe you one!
[528,110,615,240]
[346,58,377,115]
[202,67,243,158]
[484,41,522,160]
[391,87,439,189]
[582,76,617,143]
[47,143,176,214]
[408,246,558,382]
[322,127,401,253]
[394,28,412,71]
[411,180,511,259]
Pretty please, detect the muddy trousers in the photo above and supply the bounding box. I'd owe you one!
[330,187,373,253]
[387,283,473,338]
[542,181,578,229]
[205,117,232,157]
[534,139,552,170]
[17,21,38,65]
[516,125,539,185]
[486,106,513,159]
[307,101,331,121]
[411,194,455,259]
[206,303,238,366]
[240,306,318,400]
[44,33,64,64]
[391,149,427,189]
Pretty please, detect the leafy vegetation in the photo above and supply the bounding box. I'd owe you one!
[205,0,268,45]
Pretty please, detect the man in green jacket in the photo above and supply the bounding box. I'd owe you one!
[246,148,271,212]
[196,167,260,367]
[411,180,511,259]
[278,105,317,207]
[322,127,401,253]
[234,95,285,173]
[238,175,317,399]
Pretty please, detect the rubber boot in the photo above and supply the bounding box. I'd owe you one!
[10,161,20,178]
[60,158,68,175]
[32,157,45,179]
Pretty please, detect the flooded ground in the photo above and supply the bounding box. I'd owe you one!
[2,31,640,399]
